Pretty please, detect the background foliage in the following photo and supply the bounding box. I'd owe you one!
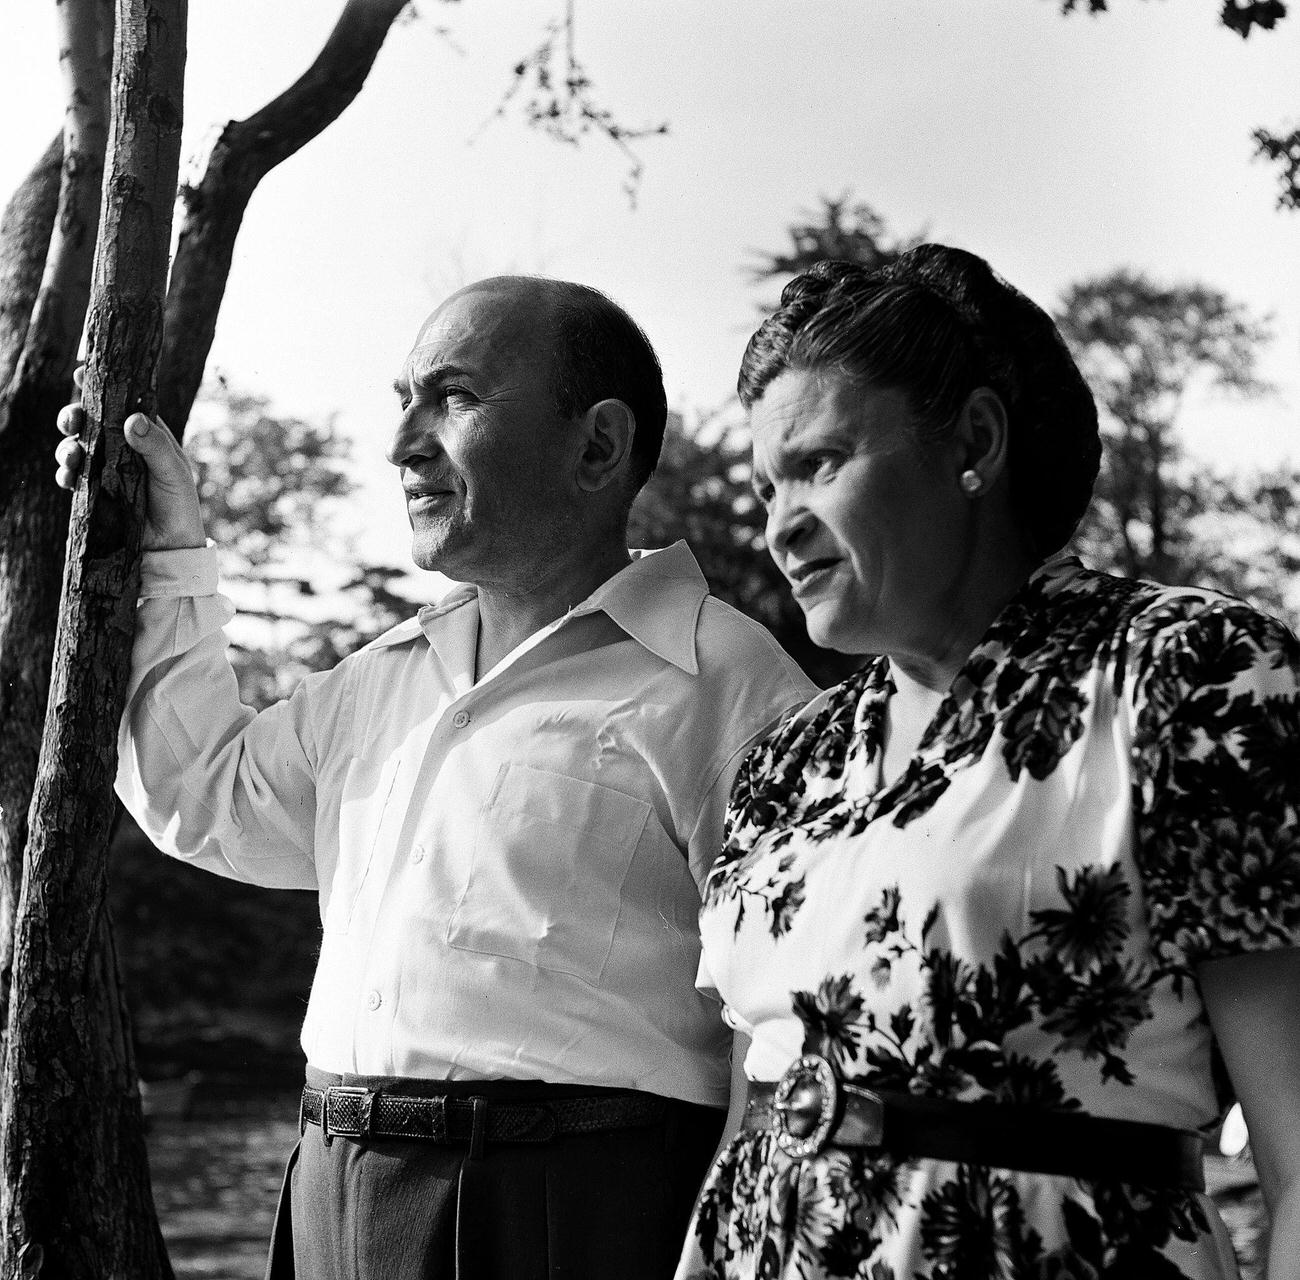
[111,196,1299,1090]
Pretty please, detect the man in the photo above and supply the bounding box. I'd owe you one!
[56,277,814,1278]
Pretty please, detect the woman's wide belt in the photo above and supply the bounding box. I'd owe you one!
[742,1054,1205,1191]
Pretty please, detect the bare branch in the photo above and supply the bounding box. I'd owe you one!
[473,0,668,208]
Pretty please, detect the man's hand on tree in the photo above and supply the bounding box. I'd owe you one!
[54,368,208,551]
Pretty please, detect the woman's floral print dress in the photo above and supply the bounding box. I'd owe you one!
[677,559,1300,1280]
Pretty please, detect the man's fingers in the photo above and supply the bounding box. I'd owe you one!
[124,412,156,447]
[122,412,184,475]
[56,404,85,437]
[55,436,83,468]
[54,436,85,491]
[73,365,84,391]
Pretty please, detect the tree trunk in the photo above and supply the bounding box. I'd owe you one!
[159,0,408,435]
[0,138,62,394]
[0,135,65,1040]
[0,0,115,1048]
[0,0,186,1274]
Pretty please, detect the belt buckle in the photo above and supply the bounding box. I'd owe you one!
[773,1054,839,1158]
[324,1085,375,1141]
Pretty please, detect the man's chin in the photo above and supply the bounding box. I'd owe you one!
[408,536,449,575]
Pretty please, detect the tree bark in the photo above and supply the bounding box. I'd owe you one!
[0,0,114,1048]
[0,136,64,1039]
[159,0,409,436]
[0,138,62,397]
[0,0,186,1274]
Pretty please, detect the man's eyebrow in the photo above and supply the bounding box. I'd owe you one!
[403,360,475,387]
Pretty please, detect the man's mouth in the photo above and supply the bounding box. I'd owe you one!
[404,476,455,501]
[404,488,454,517]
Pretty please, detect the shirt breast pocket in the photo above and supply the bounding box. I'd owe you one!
[445,762,651,983]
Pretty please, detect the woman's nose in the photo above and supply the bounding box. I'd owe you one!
[766,489,813,556]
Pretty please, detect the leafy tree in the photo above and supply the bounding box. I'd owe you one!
[749,192,920,291]
[1056,269,1297,621]
[187,385,419,706]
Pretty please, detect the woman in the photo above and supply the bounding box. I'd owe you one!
[677,246,1300,1280]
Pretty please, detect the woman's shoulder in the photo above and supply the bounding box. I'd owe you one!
[1023,558,1299,684]
[1116,577,1300,694]
[761,657,889,752]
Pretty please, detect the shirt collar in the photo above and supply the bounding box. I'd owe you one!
[369,541,709,675]
[568,541,708,675]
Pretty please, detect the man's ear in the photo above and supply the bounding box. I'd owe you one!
[952,386,1010,494]
[574,398,636,493]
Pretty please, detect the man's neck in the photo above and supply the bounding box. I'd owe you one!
[472,542,633,680]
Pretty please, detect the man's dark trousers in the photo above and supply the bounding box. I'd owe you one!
[265,1073,724,1279]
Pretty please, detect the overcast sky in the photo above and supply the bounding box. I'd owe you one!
[3,0,1297,564]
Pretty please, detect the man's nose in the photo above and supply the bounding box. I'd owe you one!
[386,405,436,469]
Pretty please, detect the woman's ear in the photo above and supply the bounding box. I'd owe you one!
[575,398,636,493]
[953,386,1010,496]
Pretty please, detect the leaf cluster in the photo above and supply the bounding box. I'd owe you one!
[186,384,421,707]
[748,192,921,290]
[1057,0,1287,40]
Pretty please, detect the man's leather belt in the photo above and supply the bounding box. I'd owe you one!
[743,1054,1205,1191]
[300,1083,665,1148]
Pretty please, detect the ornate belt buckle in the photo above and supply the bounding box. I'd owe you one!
[773,1054,840,1158]
[324,1085,374,1141]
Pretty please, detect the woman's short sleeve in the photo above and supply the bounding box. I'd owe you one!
[1129,596,1300,978]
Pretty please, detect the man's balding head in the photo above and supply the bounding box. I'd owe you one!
[416,276,667,493]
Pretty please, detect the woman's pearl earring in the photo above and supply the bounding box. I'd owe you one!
[959,469,983,495]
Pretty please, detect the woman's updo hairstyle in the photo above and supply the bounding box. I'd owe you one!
[738,245,1100,558]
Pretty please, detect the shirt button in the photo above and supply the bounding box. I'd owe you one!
[365,990,382,1011]
[452,709,471,728]
[411,844,425,864]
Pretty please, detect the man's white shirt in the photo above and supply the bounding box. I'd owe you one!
[118,541,814,1107]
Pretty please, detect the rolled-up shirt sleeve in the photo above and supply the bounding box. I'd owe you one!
[116,546,322,890]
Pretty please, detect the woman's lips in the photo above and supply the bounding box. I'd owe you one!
[787,559,839,595]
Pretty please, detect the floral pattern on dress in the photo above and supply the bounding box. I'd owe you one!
[680,559,1300,1280]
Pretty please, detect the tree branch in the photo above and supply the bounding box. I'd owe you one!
[158,0,409,436]
[0,0,113,444]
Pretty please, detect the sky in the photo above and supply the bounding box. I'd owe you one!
[2,0,1298,568]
